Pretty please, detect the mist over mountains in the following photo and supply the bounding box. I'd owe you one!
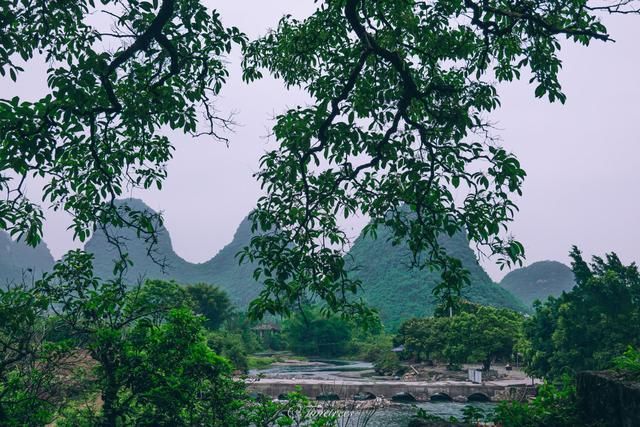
[0,231,54,287]
[1,198,574,328]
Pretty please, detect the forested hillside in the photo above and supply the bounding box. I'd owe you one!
[500,260,575,307]
[31,199,527,324]
[347,224,529,330]
[0,231,54,287]
[86,199,198,284]
[86,199,260,306]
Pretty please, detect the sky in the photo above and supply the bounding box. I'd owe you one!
[2,1,640,281]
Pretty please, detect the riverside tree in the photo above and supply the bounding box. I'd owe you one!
[396,305,522,369]
[523,247,640,379]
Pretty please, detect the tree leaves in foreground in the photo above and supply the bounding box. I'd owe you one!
[0,0,245,266]
[38,251,246,426]
[242,0,639,320]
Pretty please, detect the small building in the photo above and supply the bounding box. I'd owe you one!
[251,323,281,339]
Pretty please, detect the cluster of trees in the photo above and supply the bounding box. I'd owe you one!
[396,303,523,371]
[522,247,640,379]
[394,247,640,382]
[282,308,354,358]
[281,307,393,361]
[486,249,640,427]
[0,251,312,426]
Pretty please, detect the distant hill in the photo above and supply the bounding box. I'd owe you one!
[82,199,529,325]
[86,198,198,285]
[346,224,529,330]
[0,231,55,287]
[499,260,575,307]
[194,216,262,308]
[86,199,260,307]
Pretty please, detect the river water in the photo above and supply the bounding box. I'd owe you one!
[251,359,496,426]
[362,401,495,426]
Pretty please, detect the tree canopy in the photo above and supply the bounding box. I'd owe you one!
[241,0,640,320]
[396,303,523,370]
[1,0,245,273]
[523,247,640,379]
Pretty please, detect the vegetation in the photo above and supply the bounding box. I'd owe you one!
[2,0,640,425]
[522,247,640,379]
[396,304,523,370]
[185,282,234,330]
[241,0,636,322]
[373,351,406,377]
[492,376,578,427]
[0,284,72,425]
[282,308,354,358]
[491,249,640,427]
[613,346,640,380]
[348,227,528,330]
[500,260,576,308]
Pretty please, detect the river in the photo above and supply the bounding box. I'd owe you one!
[251,358,497,425]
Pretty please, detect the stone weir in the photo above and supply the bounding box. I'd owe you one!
[247,378,537,402]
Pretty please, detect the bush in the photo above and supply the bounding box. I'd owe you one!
[207,331,250,372]
[373,351,406,376]
[492,376,578,427]
[613,346,640,380]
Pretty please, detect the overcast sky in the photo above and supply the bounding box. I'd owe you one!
[3,1,640,281]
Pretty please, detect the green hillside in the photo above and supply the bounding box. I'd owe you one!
[0,231,55,287]
[346,224,529,330]
[195,216,262,308]
[86,199,198,284]
[84,199,527,323]
[85,199,260,307]
[499,260,575,307]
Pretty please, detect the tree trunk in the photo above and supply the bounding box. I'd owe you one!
[100,356,119,427]
[483,358,491,371]
[102,380,118,427]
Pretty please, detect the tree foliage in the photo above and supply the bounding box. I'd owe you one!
[241,0,638,320]
[492,375,578,427]
[523,247,640,379]
[0,285,72,425]
[185,282,234,330]
[282,307,353,357]
[36,252,246,426]
[397,304,522,369]
[0,0,245,268]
